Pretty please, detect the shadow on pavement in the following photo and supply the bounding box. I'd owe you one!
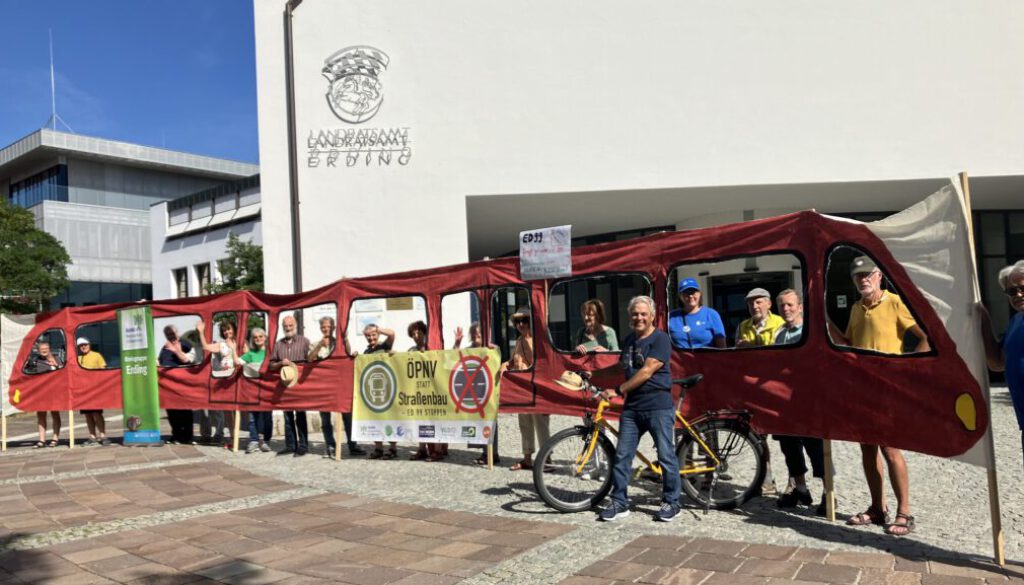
[741,502,1024,576]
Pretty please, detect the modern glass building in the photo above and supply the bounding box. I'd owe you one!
[0,129,259,310]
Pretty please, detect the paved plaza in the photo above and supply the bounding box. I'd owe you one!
[0,388,1023,584]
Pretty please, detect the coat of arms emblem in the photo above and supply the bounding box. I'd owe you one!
[322,45,389,124]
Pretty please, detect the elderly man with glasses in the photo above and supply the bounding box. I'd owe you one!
[829,256,929,536]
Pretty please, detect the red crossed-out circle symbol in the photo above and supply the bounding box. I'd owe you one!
[448,352,493,418]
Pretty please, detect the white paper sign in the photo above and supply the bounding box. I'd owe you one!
[519,225,572,280]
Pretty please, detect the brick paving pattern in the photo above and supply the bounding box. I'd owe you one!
[561,536,1024,585]
[0,491,570,584]
[0,460,291,539]
[0,390,1021,583]
[0,443,203,482]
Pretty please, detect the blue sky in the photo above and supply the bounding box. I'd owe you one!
[0,1,259,163]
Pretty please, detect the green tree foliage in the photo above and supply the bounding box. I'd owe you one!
[0,199,71,313]
[208,233,264,294]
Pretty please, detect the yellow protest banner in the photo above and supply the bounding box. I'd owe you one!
[352,348,501,444]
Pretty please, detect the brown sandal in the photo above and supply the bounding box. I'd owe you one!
[846,506,889,527]
[509,459,533,471]
[885,513,916,536]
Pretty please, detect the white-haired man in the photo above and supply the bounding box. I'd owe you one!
[269,315,311,457]
[598,295,681,523]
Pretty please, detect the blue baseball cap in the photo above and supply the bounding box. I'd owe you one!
[677,278,700,292]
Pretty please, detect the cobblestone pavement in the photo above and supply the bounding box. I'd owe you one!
[0,388,1019,583]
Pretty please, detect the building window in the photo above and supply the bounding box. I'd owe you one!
[173,268,188,299]
[195,263,211,296]
[9,164,68,208]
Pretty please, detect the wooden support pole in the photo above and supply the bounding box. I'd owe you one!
[232,410,241,453]
[334,412,343,461]
[68,410,74,449]
[487,441,494,470]
[959,171,1005,566]
[822,439,836,522]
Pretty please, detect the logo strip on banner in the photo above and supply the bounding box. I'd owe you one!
[117,306,162,445]
[352,349,501,444]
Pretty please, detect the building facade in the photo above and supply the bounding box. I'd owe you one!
[150,175,262,300]
[253,1,1024,338]
[0,129,259,309]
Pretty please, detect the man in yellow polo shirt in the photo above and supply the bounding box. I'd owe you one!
[735,287,786,494]
[736,288,786,348]
[831,256,929,537]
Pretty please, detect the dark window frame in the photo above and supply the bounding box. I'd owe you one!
[153,314,205,369]
[21,328,69,376]
[277,301,342,360]
[666,250,810,352]
[546,271,653,356]
[490,285,534,371]
[440,289,483,349]
[823,243,936,359]
[73,320,121,371]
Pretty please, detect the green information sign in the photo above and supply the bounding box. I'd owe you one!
[117,306,161,444]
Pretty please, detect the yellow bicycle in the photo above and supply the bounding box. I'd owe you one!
[533,373,767,513]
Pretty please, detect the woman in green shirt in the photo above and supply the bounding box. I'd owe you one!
[574,299,619,354]
[241,328,271,453]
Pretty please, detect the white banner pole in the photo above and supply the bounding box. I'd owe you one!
[960,171,1005,566]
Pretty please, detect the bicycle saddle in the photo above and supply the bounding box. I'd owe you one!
[672,374,704,388]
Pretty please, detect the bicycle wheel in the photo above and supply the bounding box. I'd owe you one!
[533,426,616,513]
[677,419,765,510]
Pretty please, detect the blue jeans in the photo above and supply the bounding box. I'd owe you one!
[248,412,272,443]
[610,408,680,508]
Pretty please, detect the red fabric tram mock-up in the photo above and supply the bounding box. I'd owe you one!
[5,210,987,458]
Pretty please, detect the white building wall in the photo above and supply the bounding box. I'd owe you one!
[255,0,1024,293]
[150,201,263,300]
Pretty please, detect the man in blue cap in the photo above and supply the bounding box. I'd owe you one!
[668,278,726,349]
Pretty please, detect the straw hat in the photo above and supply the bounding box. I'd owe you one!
[554,371,585,391]
[509,307,531,327]
[280,364,299,388]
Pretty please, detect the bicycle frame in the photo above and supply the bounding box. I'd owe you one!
[573,397,723,477]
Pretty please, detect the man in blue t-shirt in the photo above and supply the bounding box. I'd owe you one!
[668,278,726,349]
[597,295,681,523]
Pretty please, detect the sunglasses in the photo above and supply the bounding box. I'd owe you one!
[513,318,529,325]
[1006,286,1024,297]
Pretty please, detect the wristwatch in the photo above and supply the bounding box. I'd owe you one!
[615,386,624,397]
